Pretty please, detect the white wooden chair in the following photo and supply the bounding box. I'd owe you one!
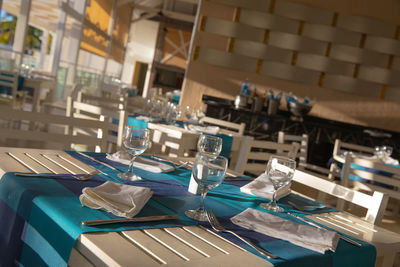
[293,169,388,225]
[0,105,108,152]
[341,153,400,214]
[278,131,334,178]
[77,91,127,111]
[0,70,19,108]
[199,116,246,136]
[233,136,299,176]
[292,170,400,267]
[66,96,127,153]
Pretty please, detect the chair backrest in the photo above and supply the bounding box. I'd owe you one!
[233,136,299,176]
[199,116,246,136]
[0,70,18,108]
[342,153,400,202]
[278,131,308,163]
[66,96,127,153]
[292,169,388,225]
[0,105,109,152]
[333,139,375,159]
[77,91,126,111]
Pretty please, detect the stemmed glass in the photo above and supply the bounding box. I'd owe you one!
[374,146,393,161]
[260,156,296,212]
[197,134,222,159]
[118,126,150,181]
[185,153,228,221]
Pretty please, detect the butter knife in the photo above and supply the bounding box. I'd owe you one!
[82,215,180,226]
[76,151,119,171]
[287,212,362,247]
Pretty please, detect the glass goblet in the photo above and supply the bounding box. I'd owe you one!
[185,154,228,221]
[197,134,222,159]
[118,126,150,181]
[260,156,296,212]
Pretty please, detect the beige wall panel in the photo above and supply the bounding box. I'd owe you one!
[391,56,400,71]
[364,36,400,56]
[385,86,400,101]
[197,47,258,73]
[209,0,270,11]
[330,44,389,67]
[260,61,320,84]
[358,66,400,87]
[269,32,326,55]
[324,74,381,97]
[240,10,298,34]
[302,23,361,47]
[233,40,292,63]
[196,31,230,51]
[204,17,265,42]
[202,0,236,21]
[296,53,354,76]
[274,0,334,25]
[336,13,396,38]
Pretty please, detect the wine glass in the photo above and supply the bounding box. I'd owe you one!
[374,146,393,161]
[118,126,150,181]
[185,153,228,221]
[197,134,222,159]
[260,156,296,212]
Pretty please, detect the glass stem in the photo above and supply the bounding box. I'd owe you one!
[199,189,208,212]
[128,156,137,175]
[271,189,277,206]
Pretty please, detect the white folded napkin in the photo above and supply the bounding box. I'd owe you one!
[188,124,220,134]
[80,181,153,218]
[106,151,174,173]
[231,208,339,254]
[240,172,291,200]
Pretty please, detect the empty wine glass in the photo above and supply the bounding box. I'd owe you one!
[197,134,222,159]
[374,146,393,161]
[260,156,296,212]
[118,126,150,181]
[185,153,228,221]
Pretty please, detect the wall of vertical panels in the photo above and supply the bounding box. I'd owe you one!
[192,0,400,101]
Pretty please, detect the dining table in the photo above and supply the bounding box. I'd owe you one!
[0,147,400,266]
[126,115,244,168]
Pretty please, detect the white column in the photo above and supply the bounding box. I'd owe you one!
[99,0,118,90]
[65,0,87,86]
[39,30,49,70]
[12,0,32,67]
[50,0,68,77]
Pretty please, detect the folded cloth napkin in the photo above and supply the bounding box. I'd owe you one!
[106,151,174,173]
[188,124,220,134]
[231,208,339,254]
[80,181,153,218]
[240,172,291,200]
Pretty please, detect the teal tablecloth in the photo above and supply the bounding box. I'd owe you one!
[0,152,376,267]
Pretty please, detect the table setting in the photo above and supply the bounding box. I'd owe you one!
[0,132,381,267]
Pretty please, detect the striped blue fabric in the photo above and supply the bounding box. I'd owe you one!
[0,152,376,267]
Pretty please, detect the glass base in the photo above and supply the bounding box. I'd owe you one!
[185,209,208,221]
[260,202,284,212]
[118,172,142,181]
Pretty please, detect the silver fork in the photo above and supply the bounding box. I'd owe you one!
[206,210,280,259]
[15,170,100,181]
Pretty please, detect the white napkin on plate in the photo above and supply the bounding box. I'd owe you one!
[231,208,339,254]
[80,181,153,218]
[240,172,291,200]
[188,124,220,134]
[106,151,174,173]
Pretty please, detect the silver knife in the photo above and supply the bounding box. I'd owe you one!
[287,212,362,247]
[82,215,180,226]
[76,151,119,171]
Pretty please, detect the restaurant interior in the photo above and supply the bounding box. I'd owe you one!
[1,0,400,266]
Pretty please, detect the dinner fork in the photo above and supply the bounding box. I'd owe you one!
[206,210,280,259]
